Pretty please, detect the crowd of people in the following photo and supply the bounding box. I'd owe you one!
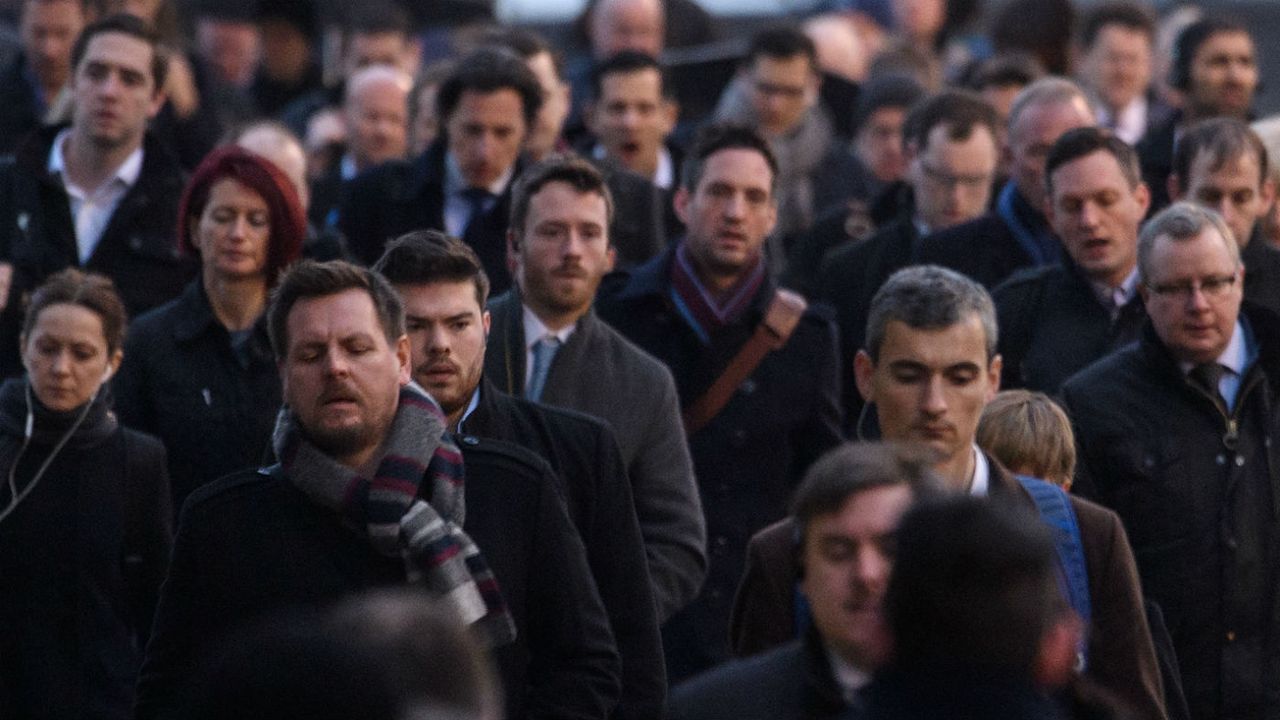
[1,0,1279,718]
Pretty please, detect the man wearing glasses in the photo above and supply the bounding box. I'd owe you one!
[815,89,1000,426]
[1062,201,1280,720]
[992,126,1150,392]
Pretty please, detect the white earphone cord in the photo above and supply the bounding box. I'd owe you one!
[0,381,99,525]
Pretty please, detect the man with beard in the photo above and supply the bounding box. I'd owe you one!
[484,156,707,627]
[373,230,665,719]
[136,260,620,720]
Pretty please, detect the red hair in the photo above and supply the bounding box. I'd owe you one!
[177,145,306,285]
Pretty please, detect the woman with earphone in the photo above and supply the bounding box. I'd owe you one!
[113,146,305,514]
[0,269,172,720]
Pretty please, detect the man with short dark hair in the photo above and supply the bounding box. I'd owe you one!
[0,13,194,375]
[1063,202,1280,720]
[136,259,621,720]
[1075,2,1171,147]
[338,49,542,290]
[373,230,665,719]
[1138,16,1259,214]
[862,497,1087,718]
[994,126,1151,392]
[598,124,844,682]
[733,265,1166,719]
[585,50,680,191]
[484,156,707,627]
[915,77,1096,289]
[1168,117,1280,315]
[815,89,1001,427]
[670,443,941,719]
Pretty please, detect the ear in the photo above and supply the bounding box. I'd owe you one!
[986,353,1002,399]
[1033,612,1084,689]
[853,349,876,403]
[506,229,522,277]
[605,245,617,273]
[481,309,491,337]
[1167,173,1184,202]
[394,334,411,386]
[187,216,201,252]
[1262,176,1276,209]
[1133,181,1151,217]
[106,348,123,378]
[673,186,692,226]
[660,99,679,135]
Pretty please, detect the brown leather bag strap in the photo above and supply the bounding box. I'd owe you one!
[682,288,807,436]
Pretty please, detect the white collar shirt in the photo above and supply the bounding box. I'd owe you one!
[522,303,577,389]
[48,129,144,263]
[443,153,514,238]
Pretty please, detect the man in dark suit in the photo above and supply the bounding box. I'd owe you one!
[815,89,1000,430]
[372,229,665,720]
[136,260,621,720]
[669,443,942,720]
[483,155,706,627]
[993,127,1150,393]
[733,265,1166,720]
[1074,2,1173,148]
[0,13,195,376]
[597,124,844,682]
[1168,117,1280,316]
[914,77,1095,289]
[1062,203,1280,720]
[1137,17,1259,216]
[336,49,542,290]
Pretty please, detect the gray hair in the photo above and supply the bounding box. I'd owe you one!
[1137,201,1242,283]
[1006,76,1094,133]
[864,265,998,362]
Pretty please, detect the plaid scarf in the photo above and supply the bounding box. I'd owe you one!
[272,382,516,646]
[670,241,766,344]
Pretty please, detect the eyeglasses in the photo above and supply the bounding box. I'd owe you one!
[1147,273,1239,299]
[919,162,993,191]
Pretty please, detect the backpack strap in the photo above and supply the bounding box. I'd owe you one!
[1016,474,1091,670]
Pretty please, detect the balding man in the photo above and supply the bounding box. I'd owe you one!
[589,0,664,60]
[310,64,410,228]
[916,78,1096,289]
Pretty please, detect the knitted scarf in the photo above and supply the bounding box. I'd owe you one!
[272,382,516,646]
[670,241,766,344]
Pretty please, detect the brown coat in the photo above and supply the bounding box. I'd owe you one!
[729,457,1168,720]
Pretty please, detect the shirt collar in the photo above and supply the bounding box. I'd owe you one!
[1179,318,1250,376]
[592,143,674,190]
[969,445,990,497]
[340,153,358,181]
[455,386,483,433]
[522,301,577,352]
[824,645,871,703]
[48,128,144,189]
[445,151,515,198]
[1089,266,1140,310]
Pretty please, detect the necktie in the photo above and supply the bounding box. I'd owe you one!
[526,336,562,402]
[461,187,494,237]
[1189,362,1227,412]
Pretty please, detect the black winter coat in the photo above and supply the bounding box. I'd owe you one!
[1061,308,1280,720]
[993,259,1147,393]
[113,281,280,513]
[135,437,621,720]
[597,246,845,683]
[462,379,666,720]
[0,384,172,720]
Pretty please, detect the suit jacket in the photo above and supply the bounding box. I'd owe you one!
[485,290,707,623]
[729,456,1168,720]
[336,140,520,291]
[135,437,621,720]
[667,629,847,720]
[462,379,665,719]
[993,259,1147,394]
[597,247,844,682]
[0,125,195,376]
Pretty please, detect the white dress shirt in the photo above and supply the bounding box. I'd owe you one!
[1180,319,1251,410]
[443,152,515,238]
[1097,96,1150,146]
[47,129,144,263]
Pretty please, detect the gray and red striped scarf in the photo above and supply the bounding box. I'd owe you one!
[272,382,516,646]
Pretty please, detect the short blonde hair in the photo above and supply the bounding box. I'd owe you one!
[977,390,1076,487]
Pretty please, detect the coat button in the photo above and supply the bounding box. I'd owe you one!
[740,379,757,395]
[731,429,748,447]
[1216,454,1226,465]
[1226,630,1237,642]
[460,435,480,446]
[1235,456,1245,467]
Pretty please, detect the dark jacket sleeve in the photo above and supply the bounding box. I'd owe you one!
[581,427,667,720]
[992,272,1043,391]
[1073,496,1169,720]
[729,519,799,657]
[792,313,845,474]
[123,430,173,646]
[631,364,707,622]
[525,459,624,720]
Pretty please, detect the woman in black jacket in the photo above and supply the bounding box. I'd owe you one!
[0,268,172,720]
[114,145,306,513]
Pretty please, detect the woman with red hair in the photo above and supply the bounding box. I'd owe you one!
[114,145,305,513]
